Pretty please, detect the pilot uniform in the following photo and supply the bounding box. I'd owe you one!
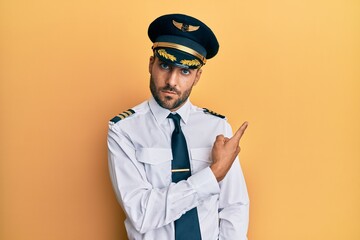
[108,13,249,240]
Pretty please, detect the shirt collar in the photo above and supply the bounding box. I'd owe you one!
[148,97,192,125]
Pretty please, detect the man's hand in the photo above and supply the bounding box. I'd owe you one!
[210,122,248,182]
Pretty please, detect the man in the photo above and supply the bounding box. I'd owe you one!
[108,13,249,240]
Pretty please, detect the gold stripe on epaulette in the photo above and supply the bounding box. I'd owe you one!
[203,108,225,119]
[117,110,132,119]
[110,109,135,124]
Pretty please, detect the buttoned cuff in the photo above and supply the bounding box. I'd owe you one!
[188,167,220,200]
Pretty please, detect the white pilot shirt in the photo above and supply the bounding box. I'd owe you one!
[108,97,249,240]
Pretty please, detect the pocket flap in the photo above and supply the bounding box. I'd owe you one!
[190,148,212,162]
[136,148,172,165]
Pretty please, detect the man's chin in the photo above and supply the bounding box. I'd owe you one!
[154,97,176,110]
[159,100,177,110]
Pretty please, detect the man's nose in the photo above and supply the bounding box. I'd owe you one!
[165,70,179,87]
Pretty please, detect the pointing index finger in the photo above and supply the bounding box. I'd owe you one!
[231,121,248,144]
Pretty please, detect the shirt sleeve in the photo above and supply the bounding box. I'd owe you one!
[107,123,220,234]
[218,123,250,240]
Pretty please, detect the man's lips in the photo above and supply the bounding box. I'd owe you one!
[161,89,178,95]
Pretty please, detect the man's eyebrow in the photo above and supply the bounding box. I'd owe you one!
[157,59,167,65]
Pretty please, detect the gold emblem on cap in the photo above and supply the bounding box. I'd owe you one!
[157,49,177,62]
[172,20,200,32]
[180,59,201,67]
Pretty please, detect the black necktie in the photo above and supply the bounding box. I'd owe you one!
[168,113,202,240]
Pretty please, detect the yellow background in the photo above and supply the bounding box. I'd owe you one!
[1,0,359,239]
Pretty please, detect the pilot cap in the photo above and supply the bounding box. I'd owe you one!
[148,14,219,69]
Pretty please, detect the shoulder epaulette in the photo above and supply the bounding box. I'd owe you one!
[110,109,135,124]
[203,108,226,119]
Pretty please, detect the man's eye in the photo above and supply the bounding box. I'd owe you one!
[181,69,190,75]
[160,63,169,69]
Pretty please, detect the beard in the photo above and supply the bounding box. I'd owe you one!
[149,75,194,111]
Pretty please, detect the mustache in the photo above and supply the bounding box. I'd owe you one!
[161,85,180,95]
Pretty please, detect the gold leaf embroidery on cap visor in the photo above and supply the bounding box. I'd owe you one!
[157,49,177,62]
[180,59,201,67]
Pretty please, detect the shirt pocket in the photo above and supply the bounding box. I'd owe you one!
[136,148,172,188]
[190,148,213,174]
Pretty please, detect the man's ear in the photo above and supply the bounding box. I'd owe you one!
[149,56,155,74]
[193,68,202,86]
